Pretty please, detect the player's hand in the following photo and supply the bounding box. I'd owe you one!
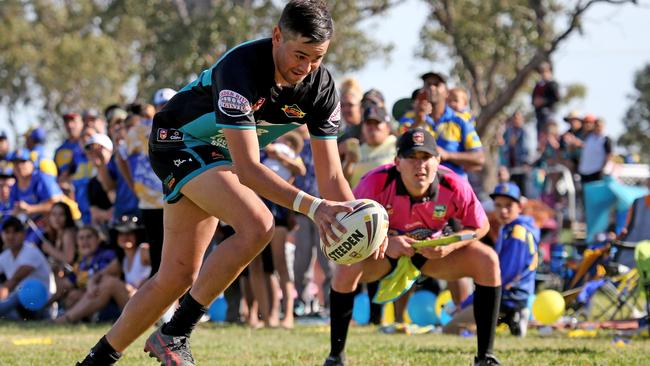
[371,235,389,260]
[385,235,416,259]
[417,244,455,260]
[314,200,353,247]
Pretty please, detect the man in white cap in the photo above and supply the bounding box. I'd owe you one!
[153,88,177,112]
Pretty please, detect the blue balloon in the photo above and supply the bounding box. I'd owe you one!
[208,295,228,322]
[407,290,438,326]
[17,279,48,311]
[352,292,370,325]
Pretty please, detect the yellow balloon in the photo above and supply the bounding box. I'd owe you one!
[532,290,565,325]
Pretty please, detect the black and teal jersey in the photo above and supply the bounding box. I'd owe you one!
[152,38,340,159]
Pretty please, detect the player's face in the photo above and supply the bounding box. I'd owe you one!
[493,196,521,225]
[396,151,440,195]
[272,27,330,86]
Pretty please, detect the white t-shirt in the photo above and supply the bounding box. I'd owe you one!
[263,143,296,182]
[0,243,56,297]
[122,245,151,289]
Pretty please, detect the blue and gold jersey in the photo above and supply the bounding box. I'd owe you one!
[433,105,482,178]
[495,215,540,309]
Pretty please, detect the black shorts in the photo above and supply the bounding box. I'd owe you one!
[387,254,428,272]
[149,128,231,204]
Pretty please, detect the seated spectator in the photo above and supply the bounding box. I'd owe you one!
[55,225,120,321]
[40,202,78,267]
[9,148,63,222]
[398,88,435,135]
[56,218,150,323]
[0,216,57,320]
[342,106,397,188]
[445,183,539,337]
[0,166,15,217]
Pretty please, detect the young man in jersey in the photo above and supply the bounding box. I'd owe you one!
[325,128,501,366]
[77,1,386,365]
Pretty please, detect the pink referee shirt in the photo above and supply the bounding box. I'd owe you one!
[353,164,486,240]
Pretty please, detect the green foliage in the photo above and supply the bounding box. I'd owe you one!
[618,64,650,163]
[0,0,395,132]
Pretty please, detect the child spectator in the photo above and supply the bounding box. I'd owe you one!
[263,131,305,183]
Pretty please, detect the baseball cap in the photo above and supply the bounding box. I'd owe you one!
[489,182,522,203]
[153,88,177,106]
[363,106,390,124]
[0,165,13,178]
[106,108,128,123]
[362,89,385,107]
[85,133,113,152]
[63,112,80,121]
[0,131,7,140]
[82,108,100,120]
[28,128,46,144]
[10,148,32,162]
[563,110,581,123]
[397,128,439,158]
[420,71,446,85]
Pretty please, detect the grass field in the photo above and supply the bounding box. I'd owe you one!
[1,322,649,366]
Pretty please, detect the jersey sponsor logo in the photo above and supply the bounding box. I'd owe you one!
[218,90,252,117]
[433,204,447,218]
[281,104,306,118]
[163,174,175,189]
[209,128,269,149]
[173,158,191,167]
[252,97,266,112]
[327,102,341,124]
[157,128,184,142]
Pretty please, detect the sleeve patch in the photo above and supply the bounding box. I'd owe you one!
[218,90,252,117]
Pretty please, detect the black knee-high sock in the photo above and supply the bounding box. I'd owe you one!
[473,284,501,358]
[329,288,356,357]
[79,335,121,364]
[162,293,207,337]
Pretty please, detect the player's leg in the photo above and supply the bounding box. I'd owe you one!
[420,241,501,365]
[325,258,392,366]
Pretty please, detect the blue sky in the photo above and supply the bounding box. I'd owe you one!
[351,0,650,139]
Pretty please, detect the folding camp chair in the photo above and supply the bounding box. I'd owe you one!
[635,240,650,334]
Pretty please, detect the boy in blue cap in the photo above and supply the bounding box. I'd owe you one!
[445,182,539,337]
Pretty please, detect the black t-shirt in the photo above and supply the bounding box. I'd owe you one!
[88,177,112,210]
[153,38,340,156]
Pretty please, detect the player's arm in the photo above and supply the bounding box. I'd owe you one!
[224,128,349,243]
[311,138,355,202]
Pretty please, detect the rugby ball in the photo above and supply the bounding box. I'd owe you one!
[321,199,389,265]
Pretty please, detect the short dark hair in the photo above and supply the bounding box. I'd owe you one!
[278,0,333,43]
[2,216,24,232]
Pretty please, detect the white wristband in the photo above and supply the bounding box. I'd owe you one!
[292,190,307,212]
[307,198,323,220]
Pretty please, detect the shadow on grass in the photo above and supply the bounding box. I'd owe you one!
[413,346,603,357]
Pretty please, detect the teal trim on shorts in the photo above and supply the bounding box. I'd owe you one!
[182,148,205,166]
[311,135,338,140]
[164,160,232,203]
[216,123,256,130]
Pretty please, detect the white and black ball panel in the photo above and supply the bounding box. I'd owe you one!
[321,199,389,265]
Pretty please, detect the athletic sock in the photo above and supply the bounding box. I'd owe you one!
[80,335,121,365]
[329,288,356,357]
[473,284,501,358]
[162,293,207,337]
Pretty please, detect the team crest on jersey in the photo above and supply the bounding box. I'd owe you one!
[218,90,252,117]
[157,128,183,142]
[282,104,306,118]
[433,204,447,218]
[252,97,266,112]
[412,130,425,145]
